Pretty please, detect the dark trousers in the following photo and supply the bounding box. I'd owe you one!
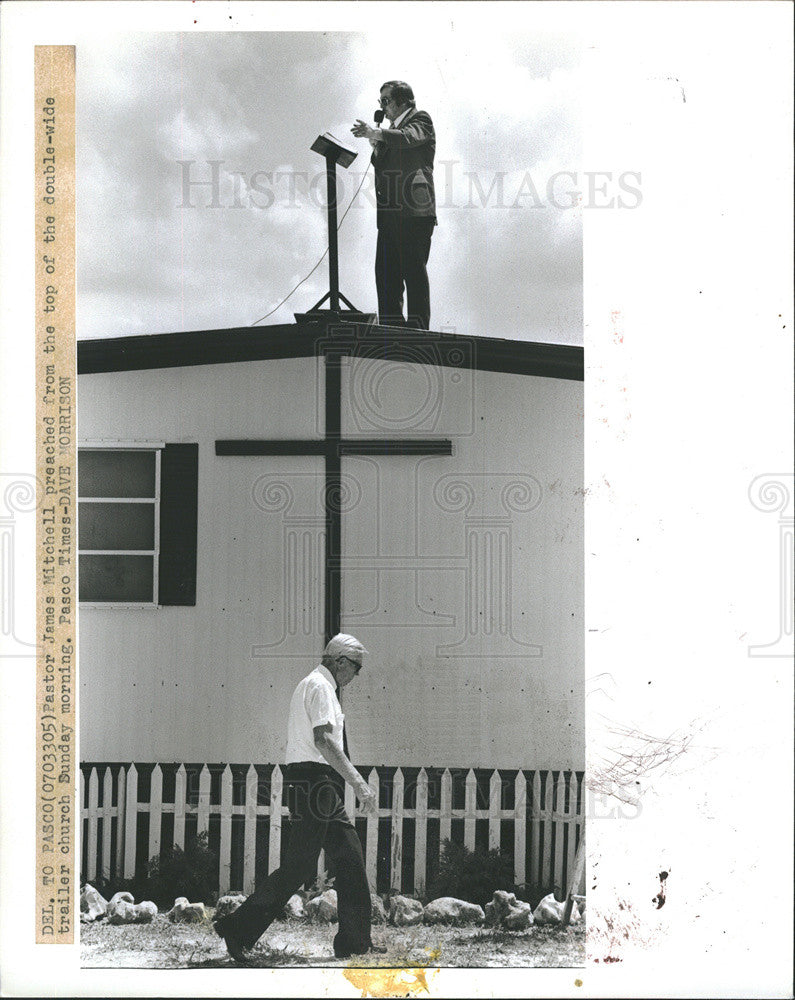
[375,216,434,330]
[216,762,372,954]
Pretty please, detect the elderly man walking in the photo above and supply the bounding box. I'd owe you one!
[351,80,437,330]
[214,634,385,962]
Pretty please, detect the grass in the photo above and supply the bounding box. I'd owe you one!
[80,914,585,969]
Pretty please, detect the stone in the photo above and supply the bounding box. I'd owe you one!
[167,895,189,920]
[107,893,158,925]
[503,902,533,930]
[532,892,580,925]
[80,884,108,923]
[487,890,533,930]
[572,894,586,915]
[167,897,208,923]
[370,894,388,924]
[306,889,338,923]
[388,894,424,927]
[137,901,158,922]
[491,890,518,918]
[108,890,135,907]
[214,893,246,922]
[423,896,485,927]
[484,901,497,927]
[283,893,306,920]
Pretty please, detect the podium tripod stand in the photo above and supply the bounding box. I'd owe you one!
[294,134,374,325]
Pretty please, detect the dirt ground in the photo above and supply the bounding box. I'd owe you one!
[80,914,585,969]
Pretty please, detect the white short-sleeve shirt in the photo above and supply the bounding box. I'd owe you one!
[284,664,344,764]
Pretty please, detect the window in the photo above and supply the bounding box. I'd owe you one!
[78,448,159,604]
[78,444,198,606]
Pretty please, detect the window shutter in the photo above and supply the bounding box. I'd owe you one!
[158,444,198,605]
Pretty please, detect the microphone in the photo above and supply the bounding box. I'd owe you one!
[374,109,385,124]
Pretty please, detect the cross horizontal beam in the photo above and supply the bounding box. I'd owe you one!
[215,439,453,457]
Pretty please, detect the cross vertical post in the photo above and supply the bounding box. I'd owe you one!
[324,349,342,642]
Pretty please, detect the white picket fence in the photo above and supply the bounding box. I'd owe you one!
[80,764,583,898]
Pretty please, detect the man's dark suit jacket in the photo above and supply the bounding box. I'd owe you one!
[371,108,436,229]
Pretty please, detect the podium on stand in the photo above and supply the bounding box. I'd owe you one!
[294,132,374,325]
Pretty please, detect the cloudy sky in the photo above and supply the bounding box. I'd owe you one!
[77,30,582,343]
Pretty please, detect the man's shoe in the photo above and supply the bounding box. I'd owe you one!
[214,919,250,964]
[335,943,388,958]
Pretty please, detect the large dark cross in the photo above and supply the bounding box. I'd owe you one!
[215,347,452,643]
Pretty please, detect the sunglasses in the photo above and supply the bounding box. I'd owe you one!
[379,95,395,107]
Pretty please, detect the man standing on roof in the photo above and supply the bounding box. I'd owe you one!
[351,80,436,330]
[214,634,385,963]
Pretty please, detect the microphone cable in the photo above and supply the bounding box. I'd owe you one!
[251,160,372,326]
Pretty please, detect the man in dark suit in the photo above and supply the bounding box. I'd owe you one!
[352,81,436,330]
